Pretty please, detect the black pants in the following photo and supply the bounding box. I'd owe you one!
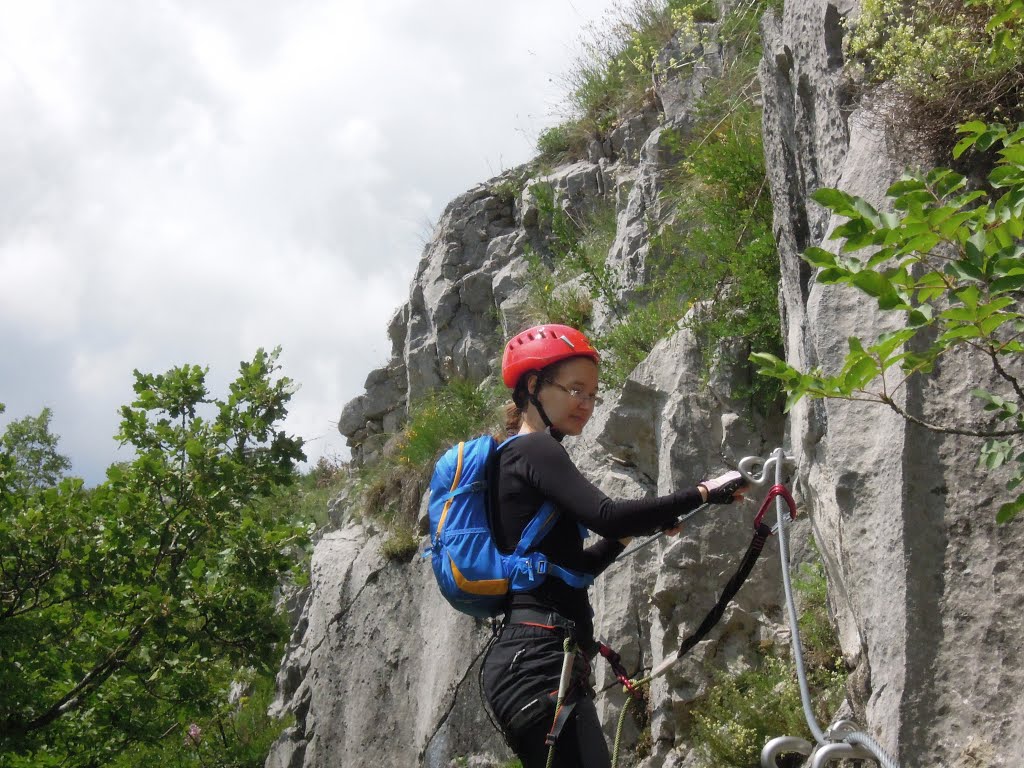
[481,623,612,768]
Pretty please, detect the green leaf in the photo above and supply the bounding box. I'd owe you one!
[992,246,1024,274]
[1006,125,1024,145]
[851,270,891,298]
[946,260,986,282]
[879,213,901,231]
[940,306,980,322]
[812,187,859,216]
[949,190,987,210]
[938,210,979,238]
[817,267,849,284]
[893,189,936,212]
[878,293,910,311]
[932,171,967,198]
[957,284,982,309]
[999,144,1024,165]
[981,314,1014,336]
[990,165,1024,189]
[991,273,1024,293]
[899,233,942,255]
[887,176,927,196]
[996,495,1024,523]
[908,308,933,327]
[870,328,917,360]
[853,197,882,226]
[997,188,1024,219]
[834,217,875,245]
[965,231,989,266]
[901,351,936,374]
[866,246,897,269]
[916,271,948,289]
[993,224,1018,249]
[977,297,1015,318]
[976,130,1000,152]
[845,355,880,390]
[989,8,1021,29]
[956,120,988,135]
[783,389,805,413]
[803,247,838,269]
[986,450,1007,470]
[953,135,977,159]
[939,326,982,342]
[971,388,1001,406]
[750,353,793,378]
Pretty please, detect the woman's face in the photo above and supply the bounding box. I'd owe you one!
[533,357,601,436]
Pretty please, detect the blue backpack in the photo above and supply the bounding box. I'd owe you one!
[427,434,594,618]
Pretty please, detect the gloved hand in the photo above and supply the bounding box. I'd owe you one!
[699,470,747,504]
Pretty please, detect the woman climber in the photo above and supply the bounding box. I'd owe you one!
[481,323,747,768]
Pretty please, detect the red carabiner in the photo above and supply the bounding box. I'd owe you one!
[753,484,797,533]
[598,643,645,701]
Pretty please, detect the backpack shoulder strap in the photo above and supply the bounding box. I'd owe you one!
[496,433,596,589]
[514,501,559,557]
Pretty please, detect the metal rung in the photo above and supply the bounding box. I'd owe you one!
[761,735,813,767]
[809,742,878,767]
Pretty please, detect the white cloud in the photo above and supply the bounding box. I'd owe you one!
[0,0,616,483]
[0,233,84,339]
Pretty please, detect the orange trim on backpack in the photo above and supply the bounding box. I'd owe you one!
[450,555,508,596]
[435,442,465,539]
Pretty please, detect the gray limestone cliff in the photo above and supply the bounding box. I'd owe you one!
[760,2,1024,766]
[267,2,1023,767]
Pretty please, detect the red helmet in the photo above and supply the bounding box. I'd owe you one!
[501,324,599,389]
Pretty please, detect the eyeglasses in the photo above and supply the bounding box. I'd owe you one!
[543,380,603,406]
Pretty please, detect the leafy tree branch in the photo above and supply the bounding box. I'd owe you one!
[0,348,308,765]
[753,121,1024,521]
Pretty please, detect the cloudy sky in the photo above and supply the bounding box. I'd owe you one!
[0,0,617,484]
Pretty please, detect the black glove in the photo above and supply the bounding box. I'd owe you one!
[699,470,747,504]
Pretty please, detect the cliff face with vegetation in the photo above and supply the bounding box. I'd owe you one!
[760,3,1024,765]
[267,1,1024,767]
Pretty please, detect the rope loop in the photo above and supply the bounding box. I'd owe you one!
[753,483,797,532]
[598,643,646,702]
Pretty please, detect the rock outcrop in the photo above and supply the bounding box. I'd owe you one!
[760,1,1024,766]
[268,1,1024,766]
[268,321,788,768]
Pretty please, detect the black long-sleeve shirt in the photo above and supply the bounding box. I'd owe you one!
[488,431,704,643]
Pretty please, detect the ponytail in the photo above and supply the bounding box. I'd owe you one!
[504,401,522,436]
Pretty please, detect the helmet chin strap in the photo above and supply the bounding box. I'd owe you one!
[529,392,564,442]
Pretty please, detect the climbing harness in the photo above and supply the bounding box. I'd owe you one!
[756,447,902,768]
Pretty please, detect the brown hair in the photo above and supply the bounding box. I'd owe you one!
[504,401,522,436]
